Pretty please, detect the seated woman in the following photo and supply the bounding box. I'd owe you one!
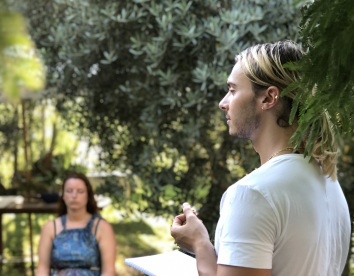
[36,173,116,276]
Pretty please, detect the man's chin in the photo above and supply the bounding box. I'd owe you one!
[229,131,239,138]
[229,130,248,140]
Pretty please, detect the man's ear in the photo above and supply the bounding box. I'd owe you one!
[261,86,280,111]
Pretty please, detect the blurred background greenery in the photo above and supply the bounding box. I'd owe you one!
[0,0,353,275]
[1,207,175,276]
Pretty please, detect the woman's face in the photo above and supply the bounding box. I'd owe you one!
[62,178,88,211]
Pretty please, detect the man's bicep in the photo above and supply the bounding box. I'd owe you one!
[217,186,277,269]
[218,264,271,276]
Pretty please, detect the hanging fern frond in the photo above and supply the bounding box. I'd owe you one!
[285,0,354,167]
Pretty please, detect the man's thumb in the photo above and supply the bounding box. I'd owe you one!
[182,202,190,210]
[182,202,194,216]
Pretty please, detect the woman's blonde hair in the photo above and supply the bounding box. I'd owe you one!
[235,40,338,180]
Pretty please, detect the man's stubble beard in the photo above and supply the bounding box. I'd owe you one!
[229,97,260,140]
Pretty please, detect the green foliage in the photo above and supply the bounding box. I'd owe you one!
[290,1,354,272]
[0,98,88,195]
[0,4,45,102]
[1,209,174,275]
[284,0,354,153]
[9,0,305,232]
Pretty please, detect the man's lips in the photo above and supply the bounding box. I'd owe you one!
[226,116,230,124]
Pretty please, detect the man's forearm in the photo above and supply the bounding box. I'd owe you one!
[194,239,218,276]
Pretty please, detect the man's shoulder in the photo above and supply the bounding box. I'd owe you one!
[237,154,320,191]
[254,154,314,177]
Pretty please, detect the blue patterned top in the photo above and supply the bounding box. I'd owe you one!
[50,213,102,276]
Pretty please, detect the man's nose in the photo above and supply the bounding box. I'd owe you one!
[219,94,229,110]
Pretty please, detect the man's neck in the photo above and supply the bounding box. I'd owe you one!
[253,124,297,165]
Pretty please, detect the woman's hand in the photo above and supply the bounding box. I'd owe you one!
[170,202,210,253]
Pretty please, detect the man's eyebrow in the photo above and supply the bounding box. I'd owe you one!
[227,81,237,88]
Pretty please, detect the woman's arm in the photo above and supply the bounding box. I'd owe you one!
[96,219,116,276]
[36,220,55,276]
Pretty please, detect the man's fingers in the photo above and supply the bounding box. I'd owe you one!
[172,202,198,231]
[175,214,186,223]
[182,202,197,218]
[172,214,186,227]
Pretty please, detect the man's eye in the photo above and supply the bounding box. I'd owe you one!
[65,189,72,193]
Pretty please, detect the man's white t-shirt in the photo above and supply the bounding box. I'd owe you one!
[214,154,350,276]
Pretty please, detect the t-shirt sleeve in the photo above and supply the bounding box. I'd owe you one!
[217,184,277,269]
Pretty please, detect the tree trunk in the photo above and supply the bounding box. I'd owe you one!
[21,99,31,194]
[12,105,19,187]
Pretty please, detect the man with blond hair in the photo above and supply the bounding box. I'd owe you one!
[171,41,350,276]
